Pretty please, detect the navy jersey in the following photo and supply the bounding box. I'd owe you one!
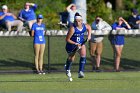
[66,23,87,53]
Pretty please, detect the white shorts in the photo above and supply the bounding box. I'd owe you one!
[90,34,104,43]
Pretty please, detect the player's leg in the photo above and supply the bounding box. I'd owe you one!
[96,42,103,71]
[78,45,86,78]
[89,42,97,70]
[28,20,36,30]
[65,55,75,81]
[5,21,12,31]
[65,55,75,71]
[12,20,23,32]
[65,44,76,81]
[39,44,45,74]
[65,43,76,71]
[114,45,123,71]
[34,44,41,74]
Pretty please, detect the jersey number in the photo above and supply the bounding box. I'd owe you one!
[77,37,80,43]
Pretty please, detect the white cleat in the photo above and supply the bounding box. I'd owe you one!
[40,71,46,75]
[78,71,85,78]
[66,70,73,81]
[66,70,71,77]
[69,77,73,81]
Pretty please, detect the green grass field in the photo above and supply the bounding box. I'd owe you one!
[0,72,140,93]
[0,36,140,93]
[0,36,139,72]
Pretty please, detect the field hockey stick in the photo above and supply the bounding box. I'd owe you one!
[70,38,88,54]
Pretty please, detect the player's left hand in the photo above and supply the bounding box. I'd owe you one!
[87,36,91,41]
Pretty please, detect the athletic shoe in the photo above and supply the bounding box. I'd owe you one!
[66,70,73,81]
[95,67,102,72]
[78,71,85,78]
[40,71,46,75]
[68,77,73,81]
[37,70,42,75]
[66,70,71,77]
[115,69,120,72]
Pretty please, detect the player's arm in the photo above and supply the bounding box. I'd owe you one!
[85,24,91,41]
[31,30,34,36]
[66,26,78,45]
[18,10,25,21]
[0,14,6,20]
[66,4,75,12]
[31,24,35,36]
[121,17,131,29]
[30,3,37,11]
[11,13,17,19]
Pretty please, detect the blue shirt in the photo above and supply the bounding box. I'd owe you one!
[110,22,128,45]
[91,21,97,30]
[128,15,140,29]
[19,4,37,21]
[0,12,2,24]
[31,22,46,44]
[66,23,87,53]
[0,12,15,23]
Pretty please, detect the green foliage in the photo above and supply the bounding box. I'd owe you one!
[1,0,140,29]
[111,0,140,22]
[123,0,140,11]
[87,0,112,24]
[0,0,67,29]
[38,0,67,29]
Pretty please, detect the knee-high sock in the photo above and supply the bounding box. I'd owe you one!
[79,57,86,72]
[65,59,72,70]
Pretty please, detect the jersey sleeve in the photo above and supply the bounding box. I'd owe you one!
[112,23,117,30]
[31,4,37,11]
[18,10,23,19]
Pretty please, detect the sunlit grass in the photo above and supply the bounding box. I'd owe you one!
[0,72,139,93]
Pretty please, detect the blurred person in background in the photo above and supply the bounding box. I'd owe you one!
[128,9,140,29]
[90,16,112,72]
[31,14,46,75]
[66,4,80,27]
[19,2,37,30]
[0,5,23,32]
[109,17,131,72]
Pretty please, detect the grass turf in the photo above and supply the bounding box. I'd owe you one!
[0,72,139,93]
[0,36,140,71]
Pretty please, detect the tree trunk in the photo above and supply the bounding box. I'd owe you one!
[73,0,87,23]
[132,0,137,5]
[115,0,123,10]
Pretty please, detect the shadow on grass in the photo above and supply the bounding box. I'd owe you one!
[0,57,139,71]
[45,57,140,71]
[0,58,34,70]
[87,57,140,70]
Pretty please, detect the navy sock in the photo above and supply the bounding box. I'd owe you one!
[79,57,86,72]
[65,59,72,70]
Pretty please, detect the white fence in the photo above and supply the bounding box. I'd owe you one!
[0,29,140,36]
